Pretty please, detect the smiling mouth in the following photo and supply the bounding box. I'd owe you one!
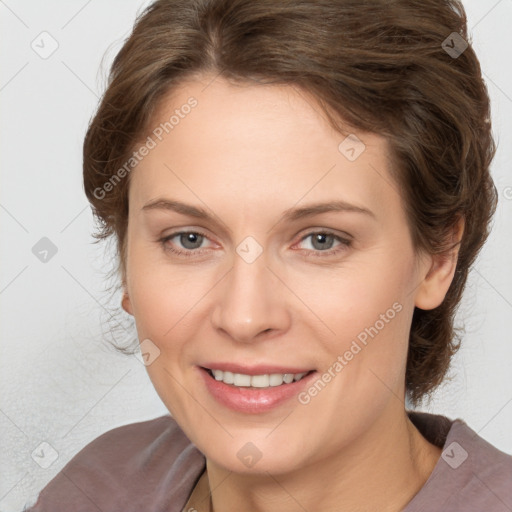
[202,367,315,388]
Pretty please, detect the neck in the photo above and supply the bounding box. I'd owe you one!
[205,404,442,512]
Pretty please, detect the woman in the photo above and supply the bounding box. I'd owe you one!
[26,0,512,510]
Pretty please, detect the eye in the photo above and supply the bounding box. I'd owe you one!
[159,229,352,259]
[294,230,352,257]
[159,230,212,257]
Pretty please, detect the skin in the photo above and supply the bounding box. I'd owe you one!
[121,73,463,512]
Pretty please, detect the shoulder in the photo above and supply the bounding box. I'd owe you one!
[25,415,206,512]
[407,412,512,511]
[445,418,512,509]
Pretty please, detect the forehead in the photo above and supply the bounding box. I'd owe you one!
[129,76,402,223]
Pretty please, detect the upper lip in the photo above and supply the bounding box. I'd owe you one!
[200,362,315,375]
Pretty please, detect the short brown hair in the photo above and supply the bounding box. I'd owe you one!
[83,0,498,407]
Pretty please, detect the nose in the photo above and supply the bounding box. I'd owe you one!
[211,250,291,344]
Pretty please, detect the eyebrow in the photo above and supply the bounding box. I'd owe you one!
[142,198,376,225]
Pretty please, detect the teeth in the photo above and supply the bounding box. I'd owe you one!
[223,371,234,384]
[251,374,269,387]
[233,373,251,387]
[210,369,309,388]
[269,373,284,386]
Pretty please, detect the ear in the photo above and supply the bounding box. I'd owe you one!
[122,289,134,315]
[414,217,465,310]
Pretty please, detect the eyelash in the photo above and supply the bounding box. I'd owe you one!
[158,229,352,259]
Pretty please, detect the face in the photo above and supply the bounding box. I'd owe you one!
[122,74,436,475]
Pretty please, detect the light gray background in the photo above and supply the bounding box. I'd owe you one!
[1,1,511,510]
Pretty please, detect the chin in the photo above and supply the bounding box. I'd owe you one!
[198,433,310,476]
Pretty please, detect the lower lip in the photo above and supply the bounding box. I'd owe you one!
[198,367,317,414]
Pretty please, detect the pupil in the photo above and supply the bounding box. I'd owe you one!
[182,232,202,249]
[314,233,332,250]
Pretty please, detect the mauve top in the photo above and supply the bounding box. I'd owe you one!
[24,411,512,512]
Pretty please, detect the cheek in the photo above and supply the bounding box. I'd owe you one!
[125,254,210,417]
[305,251,415,398]
[303,250,413,342]
[126,240,210,333]
[127,224,416,342]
